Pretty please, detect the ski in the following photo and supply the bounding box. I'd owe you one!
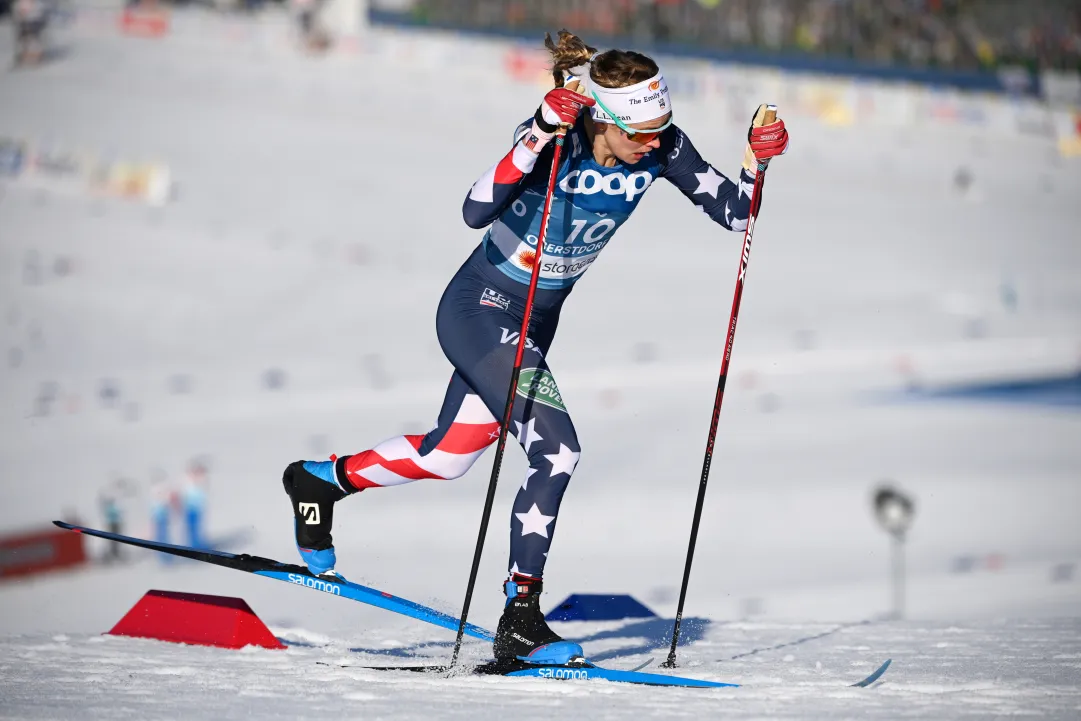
[329,655,889,689]
[347,658,738,688]
[52,521,494,641]
[851,658,891,687]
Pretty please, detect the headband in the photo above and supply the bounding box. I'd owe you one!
[567,61,672,127]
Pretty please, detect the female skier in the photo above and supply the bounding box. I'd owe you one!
[281,30,789,664]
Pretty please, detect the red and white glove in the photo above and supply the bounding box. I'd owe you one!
[523,86,595,153]
[743,104,789,171]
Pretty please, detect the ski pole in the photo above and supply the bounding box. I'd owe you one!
[663,108,776,669]
[450,126,569,668]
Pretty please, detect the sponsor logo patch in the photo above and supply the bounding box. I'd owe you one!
[516,368,566,412]
[287,573,341,595]
[480,288,510,310]
[298,502,320,525]
[540,667,589,679]
[499,328,543,357]
[649,80,661,91]
[558,169,653,201]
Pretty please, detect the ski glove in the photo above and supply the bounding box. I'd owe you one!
[524,85,595,153]
[743,104,789,171]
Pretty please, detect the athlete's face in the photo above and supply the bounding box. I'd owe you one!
[599,113,671,164]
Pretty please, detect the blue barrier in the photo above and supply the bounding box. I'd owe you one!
[546,594,658,622]
[910,372,1081,409]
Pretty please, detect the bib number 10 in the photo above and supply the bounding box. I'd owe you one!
[566,218,616,244]
[525,218,614,248]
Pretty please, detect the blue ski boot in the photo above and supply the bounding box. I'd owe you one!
[282,459,352,577]
[493,574,583,664]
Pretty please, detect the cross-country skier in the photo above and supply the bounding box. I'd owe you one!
[281,29,789,665]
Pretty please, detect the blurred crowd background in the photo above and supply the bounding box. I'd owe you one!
[373,0,1081,75]
[4,0,1079,81]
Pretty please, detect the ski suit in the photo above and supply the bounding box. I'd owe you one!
[330,113,758,577]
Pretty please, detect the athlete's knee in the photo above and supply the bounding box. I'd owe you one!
[419,424,498,480]
[429,450,485,480]
[524,427,581,481]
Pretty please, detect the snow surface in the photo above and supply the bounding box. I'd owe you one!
[1,6,1080,718]
[2,619,1081,720]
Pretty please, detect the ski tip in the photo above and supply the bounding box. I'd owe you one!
[851,658,892,687]
[53,520,76,531]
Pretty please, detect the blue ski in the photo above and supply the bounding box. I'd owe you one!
[500,660,737,687]
[362,658,738,688]
[362,656,889,688]
[851,658,891,687]
[52,521,494,641]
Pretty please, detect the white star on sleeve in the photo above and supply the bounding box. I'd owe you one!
[514,418,544,453]
[544,444,580,478]
[738,177,755,199]
[692,166,724,198]
[515,503,556,538]
[522,467,538,490]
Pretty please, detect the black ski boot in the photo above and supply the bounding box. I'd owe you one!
[282,459,351,576]
[493,574,583,664]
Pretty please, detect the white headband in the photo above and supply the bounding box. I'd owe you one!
[567,65,672,126]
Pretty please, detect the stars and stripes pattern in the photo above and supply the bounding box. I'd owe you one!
[336,365,581,578]
[342,393,499,488]
[463,123,540,216]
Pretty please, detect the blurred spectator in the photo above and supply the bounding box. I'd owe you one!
[292,0,332,53]
[379,0,1081,74]
[180,460,209,550]
[148,468,178,560]
[99,477,132,563]
[12,0,48,67]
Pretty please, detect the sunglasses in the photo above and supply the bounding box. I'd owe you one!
[592,93,674,144]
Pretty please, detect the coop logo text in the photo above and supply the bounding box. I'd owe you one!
[559,170,653,201]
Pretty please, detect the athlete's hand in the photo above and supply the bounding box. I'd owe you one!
[540,85,595,127]
[743,104,789,171]
[523,84,595,153]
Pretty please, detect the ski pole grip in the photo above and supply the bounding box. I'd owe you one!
[763,107,777,124]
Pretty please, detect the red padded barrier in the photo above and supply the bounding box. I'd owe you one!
[108,590,286,650]
[0,527,87,580]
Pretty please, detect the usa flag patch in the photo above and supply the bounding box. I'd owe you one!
[480,288,510,310]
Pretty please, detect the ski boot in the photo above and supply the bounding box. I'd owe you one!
[493,574,583,664]
[282,459,351,577]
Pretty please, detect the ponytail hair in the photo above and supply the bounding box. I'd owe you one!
[544,29,596,88]
[544,29,660,90]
